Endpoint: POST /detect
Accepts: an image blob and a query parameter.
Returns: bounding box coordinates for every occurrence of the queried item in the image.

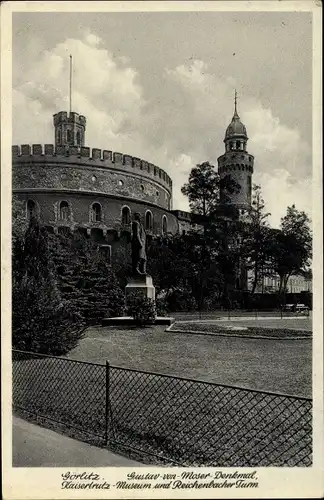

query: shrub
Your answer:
[155,297,169,317]
[127,293,156,326]
[165,288,197,312]
[50,233,125,324]
[12,218,85,355]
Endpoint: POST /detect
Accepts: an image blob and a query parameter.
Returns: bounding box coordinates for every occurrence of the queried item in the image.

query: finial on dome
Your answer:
[234,89,239,118]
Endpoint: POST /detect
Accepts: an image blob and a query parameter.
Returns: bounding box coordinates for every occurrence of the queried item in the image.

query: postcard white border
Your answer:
[1,1,323,499]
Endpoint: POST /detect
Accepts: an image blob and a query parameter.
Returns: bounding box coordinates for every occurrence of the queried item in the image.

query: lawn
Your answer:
[171,322,311,339]
[67,324,312,397]
[13,350,312,467]
[12,319,312,467]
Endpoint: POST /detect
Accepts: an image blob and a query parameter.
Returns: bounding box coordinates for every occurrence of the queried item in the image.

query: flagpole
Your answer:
[69,55,72,114]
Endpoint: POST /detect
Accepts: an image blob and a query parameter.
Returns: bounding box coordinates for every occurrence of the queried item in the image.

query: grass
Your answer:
[13,353,312,467]
[170,322,312,339]
[67,325,312,397]
[12,317,312,466]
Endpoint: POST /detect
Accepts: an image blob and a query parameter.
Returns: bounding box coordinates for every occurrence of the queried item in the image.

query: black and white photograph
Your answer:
[1,1,323,499]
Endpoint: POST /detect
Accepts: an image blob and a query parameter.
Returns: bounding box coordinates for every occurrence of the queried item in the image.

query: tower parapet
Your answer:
[53,111,86,148]
[12,144,173,210]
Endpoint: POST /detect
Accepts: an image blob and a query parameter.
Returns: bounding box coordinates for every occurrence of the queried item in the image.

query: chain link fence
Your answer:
[12,350,312,466]
[12,350,107,440]
[173,308,311,321]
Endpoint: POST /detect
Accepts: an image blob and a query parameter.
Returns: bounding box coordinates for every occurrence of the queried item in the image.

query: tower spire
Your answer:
[234,89,239,118]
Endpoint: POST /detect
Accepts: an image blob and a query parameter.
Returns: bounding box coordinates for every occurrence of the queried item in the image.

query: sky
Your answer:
[12,11,313,227]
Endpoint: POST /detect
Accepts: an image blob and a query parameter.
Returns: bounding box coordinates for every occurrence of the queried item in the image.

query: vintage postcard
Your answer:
[1,1,323,499]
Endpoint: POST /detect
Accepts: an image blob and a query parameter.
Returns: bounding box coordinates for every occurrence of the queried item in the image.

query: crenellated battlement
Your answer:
[53,112,86,126]
[12,144,172,190]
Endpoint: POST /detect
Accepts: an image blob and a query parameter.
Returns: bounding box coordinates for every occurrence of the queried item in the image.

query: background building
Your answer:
[12,99,254,266]
[13,109,180,261]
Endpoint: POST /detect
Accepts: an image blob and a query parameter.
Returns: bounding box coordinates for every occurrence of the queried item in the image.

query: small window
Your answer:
[91,202,102,222]
[145,210,153,231]
[26,200,36,220]
[91,175,97,182]
[60,201,70,221]
[57,130,61,145]
[118,179,124,187]
[76,131,81,145]
[236,141,240,150]
[162,215,168,235]
[121,206,131,225]
[140,184,145,192]
[67,129,72,144]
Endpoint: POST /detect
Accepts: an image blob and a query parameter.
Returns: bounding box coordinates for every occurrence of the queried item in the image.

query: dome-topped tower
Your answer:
[224,91,248,151]
[217,91,254,209]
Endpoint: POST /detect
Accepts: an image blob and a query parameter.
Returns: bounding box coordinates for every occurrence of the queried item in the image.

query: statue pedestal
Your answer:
[125,274,155,303]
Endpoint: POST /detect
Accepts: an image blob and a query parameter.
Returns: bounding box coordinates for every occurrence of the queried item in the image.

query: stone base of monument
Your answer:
[101,316,175,326]
[101,275,174,326]
[125,274,156,302]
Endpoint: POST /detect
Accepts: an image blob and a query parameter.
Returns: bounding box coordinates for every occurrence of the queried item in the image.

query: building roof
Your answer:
[224,91,248,140]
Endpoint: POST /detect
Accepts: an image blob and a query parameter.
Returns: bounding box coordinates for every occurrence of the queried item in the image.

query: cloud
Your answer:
[13,36,312,228]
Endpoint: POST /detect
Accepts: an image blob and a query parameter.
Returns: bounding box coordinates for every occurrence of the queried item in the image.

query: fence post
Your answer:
[105,361,110,445]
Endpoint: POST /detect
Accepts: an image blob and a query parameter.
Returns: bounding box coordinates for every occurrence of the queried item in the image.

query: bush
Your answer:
[50,233,125,324]
[165,288,196,312]
[155,297,169,317]
[127,293,156,326]
[12,218,85,355]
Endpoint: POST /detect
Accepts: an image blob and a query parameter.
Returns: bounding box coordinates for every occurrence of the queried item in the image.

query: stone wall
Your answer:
[15,191,179,237]
[218,151,254,207]
[12,144,172,210]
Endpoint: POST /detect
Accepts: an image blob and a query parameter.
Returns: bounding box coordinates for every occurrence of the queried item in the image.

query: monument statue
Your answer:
[131,212,147,275]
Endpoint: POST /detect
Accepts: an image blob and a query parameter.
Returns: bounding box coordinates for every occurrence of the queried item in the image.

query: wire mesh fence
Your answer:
[107,367,312,466]
[12,350,107,440]
[172,308,311,321]
[12,350,312,466]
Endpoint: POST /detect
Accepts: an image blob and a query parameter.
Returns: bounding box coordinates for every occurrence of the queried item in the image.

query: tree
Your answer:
[243,185,272,293]
[181,161,242,308]
[50,233,125,324]
[268,205,312,297]
[181,161,240,222]
[12,218,85,355]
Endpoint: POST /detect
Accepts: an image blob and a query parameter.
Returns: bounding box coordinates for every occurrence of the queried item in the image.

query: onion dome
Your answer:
[224,91,248,140]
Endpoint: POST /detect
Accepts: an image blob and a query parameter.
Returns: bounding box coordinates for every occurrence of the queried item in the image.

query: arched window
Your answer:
[57,130,61,145]
[121,206,131,225]
[162,215,168,235]
[26,200,36,220]
[76,131,81,145]
[236,141,240,150]
[145,210,153,231]
[59,201,70,221]
[91,203,102,222]
[230,142,234,150]
[67,129,72,144]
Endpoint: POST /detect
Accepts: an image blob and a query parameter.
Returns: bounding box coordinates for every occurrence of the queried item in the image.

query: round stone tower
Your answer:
[53,111,86,148]
[217,93,254,210]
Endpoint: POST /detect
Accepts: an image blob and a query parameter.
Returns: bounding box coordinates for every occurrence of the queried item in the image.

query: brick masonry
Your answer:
[12,144,179,247]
